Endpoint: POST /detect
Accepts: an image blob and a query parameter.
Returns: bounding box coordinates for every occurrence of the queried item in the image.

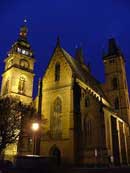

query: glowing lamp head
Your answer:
[32,122,39,131]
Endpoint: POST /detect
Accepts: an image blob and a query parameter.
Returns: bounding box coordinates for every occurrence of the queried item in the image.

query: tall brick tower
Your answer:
[103,38,130,124]
[1,22,35,104]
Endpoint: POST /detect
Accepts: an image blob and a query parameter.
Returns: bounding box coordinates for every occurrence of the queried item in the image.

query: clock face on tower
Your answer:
[20,59,29,69]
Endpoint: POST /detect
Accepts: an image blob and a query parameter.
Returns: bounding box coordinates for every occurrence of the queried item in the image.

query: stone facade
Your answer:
[0,25,35,160]
[35,39,130,165]
[1,25,130,166]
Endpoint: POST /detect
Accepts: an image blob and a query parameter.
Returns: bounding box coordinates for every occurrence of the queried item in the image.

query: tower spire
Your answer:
[56,36,61,47]
[103,38,124,60]
[108,38,119,55]
[19,19,28,39]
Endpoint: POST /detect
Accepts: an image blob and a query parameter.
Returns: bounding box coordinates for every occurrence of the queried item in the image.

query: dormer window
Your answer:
[17,48,29,56]
[22,50,26,54]
[17,47,21,53]
[55,63,60,81]
[25,51,29,55]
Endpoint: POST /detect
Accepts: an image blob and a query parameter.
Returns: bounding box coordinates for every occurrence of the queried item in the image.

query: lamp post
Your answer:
[31,122,39,155]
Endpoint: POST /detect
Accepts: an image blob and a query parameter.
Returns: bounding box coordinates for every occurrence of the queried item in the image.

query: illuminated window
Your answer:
[85,96,90,107]
[112,77,118,90]
[114,97,119,110]
[22,50,26,54]
[18,76,25,94]
[50,97,62,139]
[25,51,29,55]
[55,63,60,81]
[17,47,21,53]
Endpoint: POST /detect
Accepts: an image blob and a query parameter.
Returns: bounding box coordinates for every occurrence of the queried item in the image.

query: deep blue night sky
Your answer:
[0,0,130,97]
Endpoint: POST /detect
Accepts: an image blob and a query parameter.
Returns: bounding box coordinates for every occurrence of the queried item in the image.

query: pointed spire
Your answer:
[75,47,84,64]
[108,38,120,55]
[56,36,61,48]
[103,38,123,59]
[107,38,123,57]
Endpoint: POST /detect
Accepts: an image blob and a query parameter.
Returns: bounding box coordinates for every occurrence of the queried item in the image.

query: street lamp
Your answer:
[31,122,40,155]
[32,123,39,132]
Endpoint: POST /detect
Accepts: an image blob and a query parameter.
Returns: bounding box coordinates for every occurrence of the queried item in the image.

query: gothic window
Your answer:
[112,77,118,90]
[3,80,9,95]
[84,119,92,137]
[18,76,25,94]
[114,97,119,110]
[84,116,92,144]
[55,63,60,81]
[50,97,62,139]
[85,96,90,107]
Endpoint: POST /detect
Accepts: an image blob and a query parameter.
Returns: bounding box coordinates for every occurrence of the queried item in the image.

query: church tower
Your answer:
[103,38,130,124]
[1,22,35,104]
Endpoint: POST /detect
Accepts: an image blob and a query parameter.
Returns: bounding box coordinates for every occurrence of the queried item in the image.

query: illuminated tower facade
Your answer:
[103,38,130,124]
[1,23,35,104]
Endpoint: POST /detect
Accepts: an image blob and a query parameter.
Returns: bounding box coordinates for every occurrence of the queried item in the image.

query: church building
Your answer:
[1,24,130,166]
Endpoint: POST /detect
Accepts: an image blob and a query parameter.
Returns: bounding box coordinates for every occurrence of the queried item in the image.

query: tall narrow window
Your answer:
[84,119,92,137]
[114,97,119,110]
[55,63,60,81]
[84,116,92,144]
[50,97,62,139]
[18,76,25,94]
[3,80,9,95]
[112,77,118,90]
[85,96,90,107]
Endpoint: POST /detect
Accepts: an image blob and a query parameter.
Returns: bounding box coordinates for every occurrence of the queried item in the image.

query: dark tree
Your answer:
[0,96,35,156]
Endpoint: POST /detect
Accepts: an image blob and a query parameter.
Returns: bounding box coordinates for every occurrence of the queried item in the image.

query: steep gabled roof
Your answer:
[43,39,107,99]
[61,48,107,99]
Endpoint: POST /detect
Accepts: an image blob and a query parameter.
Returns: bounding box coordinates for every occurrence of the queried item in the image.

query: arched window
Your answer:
[114,97,119,110]
[55,63,60,81]
[18,76,25,94]
[3,80,9,95]
[50,97,62,139]
[84,116,92,144]
[112,77,118,90]
[85,96,90,107]
[84,119,92,137]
